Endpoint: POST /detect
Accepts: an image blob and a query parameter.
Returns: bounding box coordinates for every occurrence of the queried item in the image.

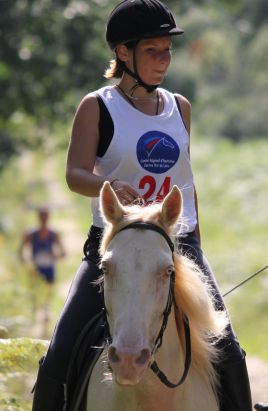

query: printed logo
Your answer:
[136,130,180,174]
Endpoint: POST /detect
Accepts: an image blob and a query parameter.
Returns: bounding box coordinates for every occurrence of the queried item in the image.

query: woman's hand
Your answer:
[111,180,143,206]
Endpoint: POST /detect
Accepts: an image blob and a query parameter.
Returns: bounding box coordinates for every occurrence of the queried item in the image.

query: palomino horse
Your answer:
[87,182,228,411]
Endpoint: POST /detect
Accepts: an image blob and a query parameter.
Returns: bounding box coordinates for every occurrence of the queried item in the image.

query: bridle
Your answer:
[102,221,191,389]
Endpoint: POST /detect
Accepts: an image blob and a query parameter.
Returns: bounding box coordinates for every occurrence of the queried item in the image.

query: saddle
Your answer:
[64,312,105,411]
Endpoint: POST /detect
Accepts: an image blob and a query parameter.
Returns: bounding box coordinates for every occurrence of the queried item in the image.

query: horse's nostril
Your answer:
[108,346,120,363]
[136,349,150,365]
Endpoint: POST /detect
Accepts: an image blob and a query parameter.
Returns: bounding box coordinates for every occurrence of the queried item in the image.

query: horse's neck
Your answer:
[158,310,219,411]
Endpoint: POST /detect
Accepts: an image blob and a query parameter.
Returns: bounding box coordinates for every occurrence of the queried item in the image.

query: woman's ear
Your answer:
[116,44,130,62]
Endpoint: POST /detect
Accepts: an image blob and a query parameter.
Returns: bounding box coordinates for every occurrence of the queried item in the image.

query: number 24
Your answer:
[139,175,171,203]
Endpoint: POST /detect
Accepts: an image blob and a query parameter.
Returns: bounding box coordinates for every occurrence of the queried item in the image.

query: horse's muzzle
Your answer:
[108,345,151,386]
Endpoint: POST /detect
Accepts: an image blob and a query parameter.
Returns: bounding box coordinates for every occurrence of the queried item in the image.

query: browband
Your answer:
[119,221,174,253]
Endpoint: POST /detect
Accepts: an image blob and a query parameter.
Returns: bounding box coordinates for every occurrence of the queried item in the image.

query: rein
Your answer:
[103,221,191,389]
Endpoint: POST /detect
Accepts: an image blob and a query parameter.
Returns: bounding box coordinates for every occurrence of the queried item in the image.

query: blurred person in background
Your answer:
[19,206,66,327]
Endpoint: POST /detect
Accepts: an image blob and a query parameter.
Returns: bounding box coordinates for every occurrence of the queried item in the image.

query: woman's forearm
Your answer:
[66,167,106,198]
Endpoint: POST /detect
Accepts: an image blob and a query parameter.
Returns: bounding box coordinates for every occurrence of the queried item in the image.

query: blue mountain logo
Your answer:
[136,131,180,174]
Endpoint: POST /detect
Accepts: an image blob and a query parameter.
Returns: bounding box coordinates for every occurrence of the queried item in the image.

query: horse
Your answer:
[86,182,228,411]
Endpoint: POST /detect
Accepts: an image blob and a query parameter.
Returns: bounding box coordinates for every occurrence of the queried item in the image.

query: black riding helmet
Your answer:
[106,0,184,93]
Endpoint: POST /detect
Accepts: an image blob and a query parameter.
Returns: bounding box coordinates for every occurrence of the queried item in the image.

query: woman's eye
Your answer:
[146,48,173,57]
[147,48,157,54]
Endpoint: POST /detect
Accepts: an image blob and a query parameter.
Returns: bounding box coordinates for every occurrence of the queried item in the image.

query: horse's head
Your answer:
[99,182,182,386]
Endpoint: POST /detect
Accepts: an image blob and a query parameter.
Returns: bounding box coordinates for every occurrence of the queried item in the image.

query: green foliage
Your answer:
[0,131,18,173]
[0,0,112,121]
[0,398,30,411]
[0,338,48,372]
[0,339,48,411]
[1,0,268,171]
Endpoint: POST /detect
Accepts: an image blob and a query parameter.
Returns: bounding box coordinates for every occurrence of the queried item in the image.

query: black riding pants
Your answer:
[42,226,243,382]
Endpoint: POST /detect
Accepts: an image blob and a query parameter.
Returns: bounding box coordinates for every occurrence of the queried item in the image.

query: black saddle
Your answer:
[64,312,106,411]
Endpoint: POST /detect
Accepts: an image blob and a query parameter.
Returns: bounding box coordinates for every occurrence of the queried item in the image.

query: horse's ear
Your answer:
[161,185,182,227]
[100,181,124,224]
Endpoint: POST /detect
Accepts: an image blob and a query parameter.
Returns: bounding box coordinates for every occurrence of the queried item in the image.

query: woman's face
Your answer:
[131,36,172,85]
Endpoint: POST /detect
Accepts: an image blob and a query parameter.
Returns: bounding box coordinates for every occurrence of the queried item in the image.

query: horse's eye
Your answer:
[167,266,175,276]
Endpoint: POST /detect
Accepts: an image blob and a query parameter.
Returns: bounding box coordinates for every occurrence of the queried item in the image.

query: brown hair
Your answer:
[104,41,137,79]
[104,58,124,79]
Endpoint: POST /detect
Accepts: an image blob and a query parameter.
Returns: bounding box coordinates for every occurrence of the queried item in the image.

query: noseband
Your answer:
[103,221,191,388]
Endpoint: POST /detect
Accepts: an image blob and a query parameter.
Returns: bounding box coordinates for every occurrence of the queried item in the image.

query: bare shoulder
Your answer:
[67,92,100,172]
[174,93,191,134]
[174,93,191,113]
[71,92,100,145]
[74,92,100,123]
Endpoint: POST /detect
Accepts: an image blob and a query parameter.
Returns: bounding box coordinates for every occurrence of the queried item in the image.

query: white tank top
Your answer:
[91,86,197,235]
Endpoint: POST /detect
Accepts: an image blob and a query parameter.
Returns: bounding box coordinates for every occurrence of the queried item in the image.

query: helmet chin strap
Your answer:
[118,44,160,94]
[121,63,159,93]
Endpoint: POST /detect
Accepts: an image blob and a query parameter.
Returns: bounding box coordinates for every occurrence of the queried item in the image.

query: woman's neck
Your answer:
[116,78,163,116]
[118,77,158,99]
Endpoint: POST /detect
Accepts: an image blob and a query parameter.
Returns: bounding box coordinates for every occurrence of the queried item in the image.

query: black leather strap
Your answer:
[150,315,191,388]
[119,221,174,253]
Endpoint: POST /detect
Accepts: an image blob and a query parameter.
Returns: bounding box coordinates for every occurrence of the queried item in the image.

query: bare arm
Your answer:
[66,94,106,197]
[66,93,140,204]
[175,94,201,244]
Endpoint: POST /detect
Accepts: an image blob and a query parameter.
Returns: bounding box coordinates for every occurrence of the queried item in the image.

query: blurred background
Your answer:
[0,0,267,409]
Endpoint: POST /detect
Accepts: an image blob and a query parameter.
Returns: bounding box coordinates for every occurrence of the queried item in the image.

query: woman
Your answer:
[32,1,252,410]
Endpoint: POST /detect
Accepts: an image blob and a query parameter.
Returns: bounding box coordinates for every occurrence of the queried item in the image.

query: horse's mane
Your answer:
[100,201,227,395]
[173,254,227,393]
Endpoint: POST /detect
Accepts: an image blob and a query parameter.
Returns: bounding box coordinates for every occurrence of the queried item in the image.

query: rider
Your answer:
[32,1,252,410]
